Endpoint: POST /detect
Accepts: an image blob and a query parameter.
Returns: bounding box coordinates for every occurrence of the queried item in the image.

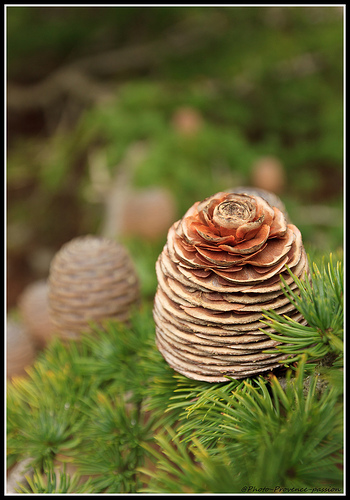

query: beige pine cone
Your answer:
[153,190,310,382]
[48,235,140,340]
[7,319,36,379]
[18,280,55,349]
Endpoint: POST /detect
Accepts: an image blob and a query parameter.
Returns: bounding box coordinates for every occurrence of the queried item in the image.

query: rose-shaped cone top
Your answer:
[154,190,310,382]
[48,235,140,340]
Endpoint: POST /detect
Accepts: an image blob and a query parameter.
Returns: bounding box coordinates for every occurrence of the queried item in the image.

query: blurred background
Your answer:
[6,5,344,312]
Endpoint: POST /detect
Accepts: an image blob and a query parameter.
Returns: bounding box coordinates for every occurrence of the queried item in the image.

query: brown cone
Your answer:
[48,235,140,340]
[18,280,55,349]
[7,319,36,379]
[153,190,310,382]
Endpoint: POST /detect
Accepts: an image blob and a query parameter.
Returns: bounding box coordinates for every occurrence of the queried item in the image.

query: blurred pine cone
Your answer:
[18,279,55,349]
[48,235,140,340]
[7,319,36,379]
[154,190,310,382]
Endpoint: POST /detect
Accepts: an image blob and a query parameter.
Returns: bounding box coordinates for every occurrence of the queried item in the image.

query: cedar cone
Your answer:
[7,319,36,379]
[48,235,140,340]
[251,156,286,194]
[18,279,55,349]
[153,190,310,382]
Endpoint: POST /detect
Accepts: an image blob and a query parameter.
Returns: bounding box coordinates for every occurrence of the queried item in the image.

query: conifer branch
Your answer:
[141,357,343,493]
[261,254,343,364]
[14,464,94,494]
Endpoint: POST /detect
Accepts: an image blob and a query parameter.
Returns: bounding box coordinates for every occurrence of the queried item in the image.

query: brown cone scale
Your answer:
[153,190,310,382]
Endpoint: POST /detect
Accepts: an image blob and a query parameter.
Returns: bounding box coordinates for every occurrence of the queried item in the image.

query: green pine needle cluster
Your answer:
[14,465,94,494]
[141,358,343,493]
[6,254,344,494]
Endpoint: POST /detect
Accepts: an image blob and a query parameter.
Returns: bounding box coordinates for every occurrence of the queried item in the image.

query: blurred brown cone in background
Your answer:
[154,189,310,382]
[117,187,177,241]
[171,106,204,137]
[99,142,178,242]
[251,156,286,194]
[48,235,140,341]
[7,319,36,379]
[18,279,55,349]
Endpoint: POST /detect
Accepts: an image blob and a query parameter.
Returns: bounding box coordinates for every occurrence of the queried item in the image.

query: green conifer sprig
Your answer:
[7,305,162,493]
[261,255,343,363]
[7,339,92,470]
[160,376,245,448]
[15,465,94,494]
[140,427,231,494]
[141,357,343,494]
[74,390,154,493]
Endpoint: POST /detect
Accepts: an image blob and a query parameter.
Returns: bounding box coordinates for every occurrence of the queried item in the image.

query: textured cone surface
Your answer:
[153,190,310,382]
[48,235,140,340]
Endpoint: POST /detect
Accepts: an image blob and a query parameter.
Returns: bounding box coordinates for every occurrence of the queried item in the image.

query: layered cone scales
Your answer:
[48,235,140,340]
[153,190,310,382]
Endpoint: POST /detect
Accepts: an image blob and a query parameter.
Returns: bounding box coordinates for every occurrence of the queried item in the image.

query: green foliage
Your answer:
[75,306,158,402]
[7,308,158,492]
[141,357,343,494]
[75,391,153,493]
[7,340,92,469]
[140,429,241,494]
[262,254,343,363]
[15,465,94,494]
